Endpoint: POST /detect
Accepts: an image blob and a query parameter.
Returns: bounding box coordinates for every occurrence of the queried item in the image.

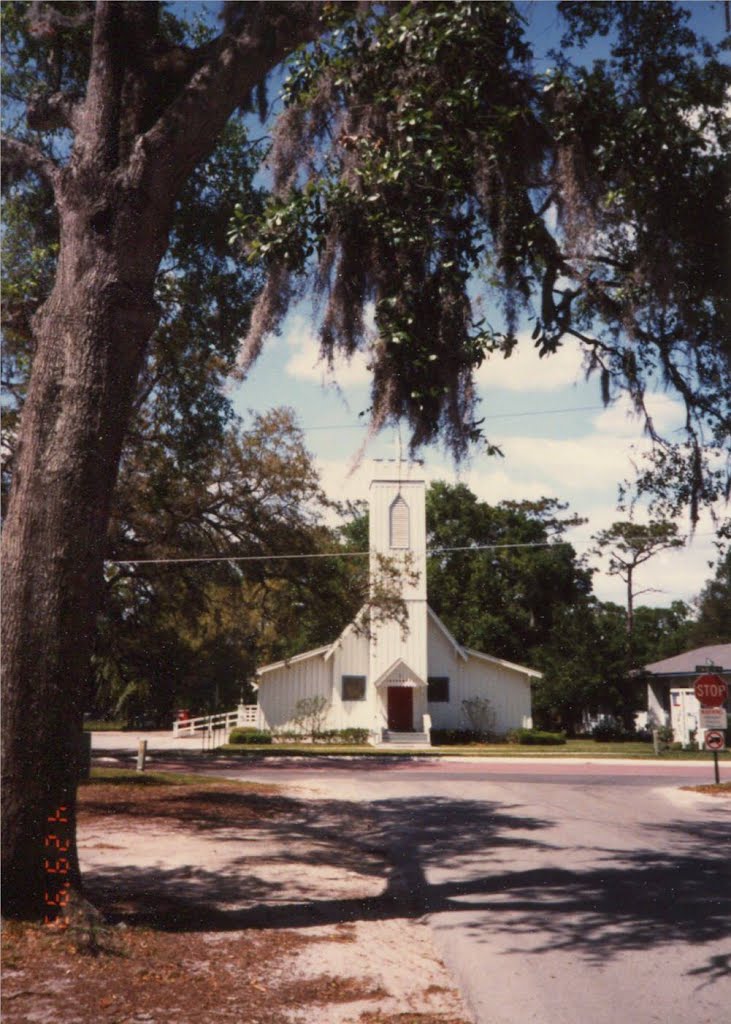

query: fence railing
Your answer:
[172,704,261,738]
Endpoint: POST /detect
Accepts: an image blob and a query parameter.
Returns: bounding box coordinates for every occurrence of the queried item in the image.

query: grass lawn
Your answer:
[86,767,237,786]
[220,739,731,760]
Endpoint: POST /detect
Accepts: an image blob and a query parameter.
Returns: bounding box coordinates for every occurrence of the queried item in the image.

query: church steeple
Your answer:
[368,460,427,684]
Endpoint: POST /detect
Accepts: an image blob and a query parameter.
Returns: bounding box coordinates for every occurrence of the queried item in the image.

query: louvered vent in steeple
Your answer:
[390,496,410,549]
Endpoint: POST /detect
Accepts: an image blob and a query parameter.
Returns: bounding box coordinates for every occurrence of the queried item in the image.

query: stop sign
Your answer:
[694,673,728,707]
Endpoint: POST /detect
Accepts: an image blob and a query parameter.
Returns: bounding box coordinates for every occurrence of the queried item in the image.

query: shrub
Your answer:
[591,718,633,742]
[335,728,370,744]
[430,729,482,746]
[506,728,567,746]
[312,728,371,744]
[654,724,673,743]
[461,697,496,741]
[293,696,330,739]
[268,727,370,744]
[228,727,272,745]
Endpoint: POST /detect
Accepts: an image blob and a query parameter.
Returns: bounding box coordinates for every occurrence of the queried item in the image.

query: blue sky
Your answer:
[232,307,719,609]
[224,0,726,610]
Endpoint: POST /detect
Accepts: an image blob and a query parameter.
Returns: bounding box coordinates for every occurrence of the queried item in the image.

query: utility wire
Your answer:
[300,404,608,431]
[109,541,564,567]
[108,534,714,568]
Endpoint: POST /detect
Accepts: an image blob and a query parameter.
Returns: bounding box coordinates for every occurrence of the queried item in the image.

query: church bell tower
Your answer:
[368,460,428,688]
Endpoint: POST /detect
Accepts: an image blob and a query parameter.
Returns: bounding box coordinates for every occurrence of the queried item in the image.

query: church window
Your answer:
[342,675,366,700]
[427,676,450,703]
[390,496,410,548]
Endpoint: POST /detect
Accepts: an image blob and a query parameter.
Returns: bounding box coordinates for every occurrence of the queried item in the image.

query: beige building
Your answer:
[255,462,538,746]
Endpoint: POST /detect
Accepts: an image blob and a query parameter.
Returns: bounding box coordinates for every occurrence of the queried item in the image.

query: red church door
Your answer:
[387,687,413,731]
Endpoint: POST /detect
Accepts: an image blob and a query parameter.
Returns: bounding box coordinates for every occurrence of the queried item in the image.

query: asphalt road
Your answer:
[92,737,731,1023]
[214,759,730,1024]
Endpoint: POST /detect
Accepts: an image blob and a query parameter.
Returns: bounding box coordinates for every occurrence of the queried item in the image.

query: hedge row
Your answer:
[228,728,272,745]
[430,729,484,745]
[228,727,371,745]
[505,728,567,746]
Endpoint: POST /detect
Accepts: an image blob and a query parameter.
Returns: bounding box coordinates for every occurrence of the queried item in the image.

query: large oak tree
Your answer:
[1,0,328,920]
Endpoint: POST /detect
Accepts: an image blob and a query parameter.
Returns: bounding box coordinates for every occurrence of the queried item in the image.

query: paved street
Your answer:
[92,736,731,1023]
[211,760,731,1024]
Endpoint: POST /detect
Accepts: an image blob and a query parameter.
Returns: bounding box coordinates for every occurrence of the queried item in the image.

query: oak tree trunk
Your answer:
[1,185,163,918]
[1,0,323,920]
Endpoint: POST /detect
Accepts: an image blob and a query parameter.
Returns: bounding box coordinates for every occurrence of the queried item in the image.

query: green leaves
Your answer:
[227,1,729,521]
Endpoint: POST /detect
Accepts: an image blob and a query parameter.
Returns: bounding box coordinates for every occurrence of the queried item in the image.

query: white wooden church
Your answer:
[253,461,537,746]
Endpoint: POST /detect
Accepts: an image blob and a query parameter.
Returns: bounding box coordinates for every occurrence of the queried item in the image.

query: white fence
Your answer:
[172,704,262,738]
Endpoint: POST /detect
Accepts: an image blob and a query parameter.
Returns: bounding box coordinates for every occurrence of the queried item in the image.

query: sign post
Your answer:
[694,673,728,785]
[704,731,725,783]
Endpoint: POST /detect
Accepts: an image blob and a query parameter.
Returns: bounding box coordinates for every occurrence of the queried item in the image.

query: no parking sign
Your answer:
[705,730,726,752]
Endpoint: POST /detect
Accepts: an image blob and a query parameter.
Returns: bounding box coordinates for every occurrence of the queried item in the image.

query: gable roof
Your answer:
[323,608,369,661]
[464,646,543,679]
[254,604,543,683]
[644,644,731,677]
[371,657,426,688]
[427,604,540,678]
[427,606,468,661]
[255,644,331,680]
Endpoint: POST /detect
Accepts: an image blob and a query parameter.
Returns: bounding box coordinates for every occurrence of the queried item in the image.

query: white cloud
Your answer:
[282,314,372,388]
[496,434,629,492]
[591,392,686,439]
[476,331,585,392]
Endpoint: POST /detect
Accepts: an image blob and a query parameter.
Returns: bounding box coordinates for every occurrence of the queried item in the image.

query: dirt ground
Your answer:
[1,776,472,1024]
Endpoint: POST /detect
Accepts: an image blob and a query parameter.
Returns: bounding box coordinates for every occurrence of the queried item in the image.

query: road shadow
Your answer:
[84,795,551,929]
[83,790,731,982]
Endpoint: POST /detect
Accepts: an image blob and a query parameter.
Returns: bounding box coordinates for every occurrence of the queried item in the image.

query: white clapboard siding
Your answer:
[257,652,332,731]
[425,613,533,732]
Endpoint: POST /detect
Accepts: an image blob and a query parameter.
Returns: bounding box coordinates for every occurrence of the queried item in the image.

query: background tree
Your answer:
[591,521,685,640]
[630,602,694,666]
[425,482,591,665]
[686,550,731,647]
[95,407,362,726]
[532,599,631,735]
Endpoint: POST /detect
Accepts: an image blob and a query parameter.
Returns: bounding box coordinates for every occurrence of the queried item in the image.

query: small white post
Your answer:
[136,739,147,772]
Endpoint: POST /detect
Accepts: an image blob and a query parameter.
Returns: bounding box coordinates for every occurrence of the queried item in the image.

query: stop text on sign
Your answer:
[694,673,728,708]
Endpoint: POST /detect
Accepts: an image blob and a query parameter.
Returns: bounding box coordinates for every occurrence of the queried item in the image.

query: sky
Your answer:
[228,0,727,611]
[231,310,720,609]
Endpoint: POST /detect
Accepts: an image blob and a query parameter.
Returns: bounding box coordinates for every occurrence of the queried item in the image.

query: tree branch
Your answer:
[131,2,329,201]
[27,90,83,133]
[73,0,124,168]
[28,1,94,36]
[0,135,59,191]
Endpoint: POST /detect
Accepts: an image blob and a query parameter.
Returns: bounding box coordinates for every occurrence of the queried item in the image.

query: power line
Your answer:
[109,550,371,567]
[109,541,564,567]
[108,534,714,568]
[299,404,608,431]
